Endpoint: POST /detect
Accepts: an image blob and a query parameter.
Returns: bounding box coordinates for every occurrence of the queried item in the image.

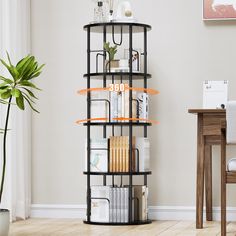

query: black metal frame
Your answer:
[84,22,151,226]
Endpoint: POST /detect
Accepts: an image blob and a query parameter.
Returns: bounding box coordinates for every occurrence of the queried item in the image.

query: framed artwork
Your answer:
[203,0,236,20]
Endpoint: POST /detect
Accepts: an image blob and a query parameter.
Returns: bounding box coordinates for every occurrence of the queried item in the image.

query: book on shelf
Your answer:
[136,137,150,172]
[85,138,108,172]
[133,185,148,221]
[90,84,146,123]
[90,185,148,223]
[91,186,110,223]
[109,136,136,172]
[85,136,150,173]
[138,92,149,122]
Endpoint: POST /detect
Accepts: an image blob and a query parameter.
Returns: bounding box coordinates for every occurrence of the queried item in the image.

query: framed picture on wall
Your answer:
[203,0,236,20]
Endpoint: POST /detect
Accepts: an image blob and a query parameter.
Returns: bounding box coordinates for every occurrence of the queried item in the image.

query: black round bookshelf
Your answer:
[81,21,154,226]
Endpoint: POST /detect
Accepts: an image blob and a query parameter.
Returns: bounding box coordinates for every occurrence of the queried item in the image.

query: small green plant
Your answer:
[0,52,44,203]
[104,42,117,61]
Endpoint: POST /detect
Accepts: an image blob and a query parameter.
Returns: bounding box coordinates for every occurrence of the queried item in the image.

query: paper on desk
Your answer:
[203,80,228,109]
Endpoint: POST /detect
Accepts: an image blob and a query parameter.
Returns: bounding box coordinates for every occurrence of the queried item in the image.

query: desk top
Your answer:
[188,109,226,114]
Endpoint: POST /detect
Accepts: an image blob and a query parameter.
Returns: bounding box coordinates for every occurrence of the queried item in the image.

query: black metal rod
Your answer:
[144,175,147,186]
[134,148,140,172]
[103,25,107,139]
[111,75,115,135]
[128,25,133,223]
[112,25,123,46]
[144,27,148,138]
[96,53,106,73]
[103,175,107,186]
[87,26,91,222]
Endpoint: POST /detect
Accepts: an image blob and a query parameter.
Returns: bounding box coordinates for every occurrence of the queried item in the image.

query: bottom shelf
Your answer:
[83,219,152,226]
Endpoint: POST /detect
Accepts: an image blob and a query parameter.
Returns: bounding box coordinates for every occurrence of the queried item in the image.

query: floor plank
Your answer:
[9,219,236,236]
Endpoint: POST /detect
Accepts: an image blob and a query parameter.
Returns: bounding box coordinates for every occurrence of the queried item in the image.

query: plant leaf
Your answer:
[22,87,38,99]
[16,92,25,110]
[11,88,21,98]
[20,81,41,90]
[23,94,39,113]
[0,76,14,84]
[16,55,31,73]
[22,91,35,104]
[6,51,13,66]
[1,90,11,99]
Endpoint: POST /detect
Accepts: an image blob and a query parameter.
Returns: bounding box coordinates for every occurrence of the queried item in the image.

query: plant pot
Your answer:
[0,209,10,236]
[105,59,119,72]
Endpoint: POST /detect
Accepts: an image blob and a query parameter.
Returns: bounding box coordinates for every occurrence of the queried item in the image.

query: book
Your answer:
[203,80,228,109]
[133,185,148,221]
[135,137,150,172]
[109,187,113,222]
[91,186,110,222]
[124,187,129,222]
[113,187,117,222]
[85,138,108,172]
[110,91,118,122]
[120,188,124,223]
[138,93,149,122]
[117,188,121,222]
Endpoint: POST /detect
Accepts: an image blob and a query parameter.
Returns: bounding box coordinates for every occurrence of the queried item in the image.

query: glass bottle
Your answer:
[94,1,107,22]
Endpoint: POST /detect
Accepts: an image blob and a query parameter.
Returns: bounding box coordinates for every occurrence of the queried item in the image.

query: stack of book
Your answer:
[85,137,150,173]
[109,136,135,172]
[90,85,149,123]
[91,185,148,223]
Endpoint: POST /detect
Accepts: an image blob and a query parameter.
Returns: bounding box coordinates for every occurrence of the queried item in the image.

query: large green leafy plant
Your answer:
[0,53,44,203]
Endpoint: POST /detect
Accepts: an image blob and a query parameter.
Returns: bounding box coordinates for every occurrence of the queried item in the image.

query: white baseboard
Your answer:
[31,204,236,221]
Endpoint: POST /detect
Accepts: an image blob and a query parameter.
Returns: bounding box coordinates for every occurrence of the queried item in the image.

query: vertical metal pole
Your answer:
[128,25,133,223]
[103,26,107,139]
[87,27,91,222]
[103,25,107,187]
[144,27,148,138]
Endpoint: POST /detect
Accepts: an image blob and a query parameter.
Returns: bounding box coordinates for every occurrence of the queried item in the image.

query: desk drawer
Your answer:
[203,114,225,136]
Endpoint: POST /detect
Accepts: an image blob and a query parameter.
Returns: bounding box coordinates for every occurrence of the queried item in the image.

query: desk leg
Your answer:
[205,145,212,221]
[196,114,205,229]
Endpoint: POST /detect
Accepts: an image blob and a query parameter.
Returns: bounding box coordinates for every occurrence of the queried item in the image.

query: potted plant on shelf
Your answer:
[0,53,44,236]
[104,42,119,72]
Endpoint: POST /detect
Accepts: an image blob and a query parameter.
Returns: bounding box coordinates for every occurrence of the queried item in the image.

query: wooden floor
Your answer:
[9,219,236,236]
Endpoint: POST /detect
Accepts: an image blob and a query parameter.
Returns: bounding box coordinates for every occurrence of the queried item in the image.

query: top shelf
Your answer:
[84,22,152,34]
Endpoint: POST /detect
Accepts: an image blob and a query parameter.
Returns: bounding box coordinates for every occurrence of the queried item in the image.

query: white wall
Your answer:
[31,0,236,214]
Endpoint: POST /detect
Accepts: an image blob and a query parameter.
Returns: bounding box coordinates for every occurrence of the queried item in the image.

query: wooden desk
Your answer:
[189,109,226,229]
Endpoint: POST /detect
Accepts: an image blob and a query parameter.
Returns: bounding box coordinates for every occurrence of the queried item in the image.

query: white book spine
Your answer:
[117,188,120,222]
[117,92,122,119]
[121,91,125,121]
[120,188,124,223]
[110,92,118,122]
[124,188,128,223]
[109,187,113,222]
[113,188,117,222]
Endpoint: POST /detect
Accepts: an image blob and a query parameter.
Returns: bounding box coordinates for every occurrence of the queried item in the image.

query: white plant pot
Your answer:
[0,209,10,236]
